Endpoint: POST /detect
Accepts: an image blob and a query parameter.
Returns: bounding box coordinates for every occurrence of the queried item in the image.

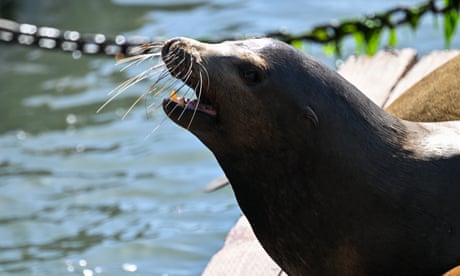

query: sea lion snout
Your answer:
[161,37,207,90]
[161,37,219,130]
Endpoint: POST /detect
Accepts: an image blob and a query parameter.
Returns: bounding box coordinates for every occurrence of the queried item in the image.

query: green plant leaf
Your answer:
[407,9,421,30]
[353,32,365,54]
[443,8,459,48]
[311,27,329,42]
[364,28,382,55]
[388,27,397,47]
[291,39,303,50]
[323,42,337,56]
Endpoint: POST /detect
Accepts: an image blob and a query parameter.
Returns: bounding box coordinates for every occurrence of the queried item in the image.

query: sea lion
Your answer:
[160,37,460,275]
[386,54,460,122]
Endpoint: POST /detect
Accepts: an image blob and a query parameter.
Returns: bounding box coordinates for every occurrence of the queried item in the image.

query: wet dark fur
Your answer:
[161,37,460,276]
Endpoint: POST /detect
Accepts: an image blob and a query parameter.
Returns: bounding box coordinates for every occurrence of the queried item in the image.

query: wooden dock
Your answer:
[202,48,460,276]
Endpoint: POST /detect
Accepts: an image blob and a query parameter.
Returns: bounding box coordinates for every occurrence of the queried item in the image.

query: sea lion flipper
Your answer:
[304,105,319,128]
[204,175,230,192]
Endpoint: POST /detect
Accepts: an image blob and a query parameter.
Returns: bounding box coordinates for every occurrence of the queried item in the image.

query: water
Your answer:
[0,0,458,275]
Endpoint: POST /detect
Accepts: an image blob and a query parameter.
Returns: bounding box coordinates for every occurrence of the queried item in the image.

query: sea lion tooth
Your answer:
[178,98,185,108]
[169,90,186,107]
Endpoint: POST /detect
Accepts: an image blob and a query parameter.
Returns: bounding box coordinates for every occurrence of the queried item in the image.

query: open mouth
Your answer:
[165,90,217,118]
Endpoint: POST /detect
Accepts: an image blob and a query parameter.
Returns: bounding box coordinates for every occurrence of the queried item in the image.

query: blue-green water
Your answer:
[0,0,458,275]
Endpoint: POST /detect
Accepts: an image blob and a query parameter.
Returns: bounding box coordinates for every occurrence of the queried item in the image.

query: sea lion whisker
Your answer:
[113,62,164,93]
[147,74,184,100]
[159,60,194,102]
[140,42,164,52]
[126,43,163,58]
[135,78,176,116]
[162,55,177,69]
[110,68,154,94]
[151,79,185,101]
[162,49,183,66]
[123,67,170,116]
[154,68,175,85]
[173,70,202,123]
[135,66,169,89]
[176,54,194,81]
[99,69,164,115]
[116,52,161,66]
[124,70,177,120]
[176,87,195,121]
[169,61,192,84]
[180,57,195,85]
[118,54,163,72]
[144,100,185,139]
[131,60,194,122]
[145,116,169,139]
[121,89,151,119]
[198,62,210,92]
[151,74,187,103]
[96,88,126,113]
[166,87,191,120]
[97,75,149,113]
[186,71,204,129]
[132,42,164,51]
[119,65,165,90]
[161,53,178,67]
[146,100,163,114]
[98,63,167,113]
[165,54,187,77]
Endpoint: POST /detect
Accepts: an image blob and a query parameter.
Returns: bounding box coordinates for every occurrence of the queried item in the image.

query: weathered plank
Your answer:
[202,216,285,276]
[337,48,417,106]
[384,50,460,108]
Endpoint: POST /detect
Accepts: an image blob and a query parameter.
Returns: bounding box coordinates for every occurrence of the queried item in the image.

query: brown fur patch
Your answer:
[386,54,460,122]
[329,241,365,276]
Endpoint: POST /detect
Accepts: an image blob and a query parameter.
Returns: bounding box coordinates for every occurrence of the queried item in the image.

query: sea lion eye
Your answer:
[241,68,263,84]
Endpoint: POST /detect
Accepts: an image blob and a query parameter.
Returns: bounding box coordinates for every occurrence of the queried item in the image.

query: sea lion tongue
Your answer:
[161,37,460,276]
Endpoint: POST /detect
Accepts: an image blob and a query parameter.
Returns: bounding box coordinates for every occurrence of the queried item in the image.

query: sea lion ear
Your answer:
[304,106,319,129]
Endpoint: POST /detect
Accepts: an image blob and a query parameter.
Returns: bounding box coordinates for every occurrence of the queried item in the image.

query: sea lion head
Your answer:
[161,37,331,154]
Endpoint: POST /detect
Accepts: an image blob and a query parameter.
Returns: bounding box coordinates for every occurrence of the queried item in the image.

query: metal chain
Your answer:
[257,0,459,55]
[254,0,459,45]
[0,0,458,57]
[0,18,152,57]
